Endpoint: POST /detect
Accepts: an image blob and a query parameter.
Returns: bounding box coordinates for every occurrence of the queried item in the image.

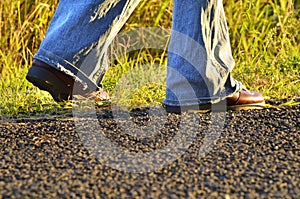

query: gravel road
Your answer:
[0,104,299,198]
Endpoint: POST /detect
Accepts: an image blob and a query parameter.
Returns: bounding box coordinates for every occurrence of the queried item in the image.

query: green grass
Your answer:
[0,0,299,117]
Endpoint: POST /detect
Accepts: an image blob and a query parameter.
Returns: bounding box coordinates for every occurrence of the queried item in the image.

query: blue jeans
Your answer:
[34,0,243,106]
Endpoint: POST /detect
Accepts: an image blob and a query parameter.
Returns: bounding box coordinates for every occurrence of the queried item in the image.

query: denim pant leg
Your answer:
[164,0,243,106]
[34,0,141,91]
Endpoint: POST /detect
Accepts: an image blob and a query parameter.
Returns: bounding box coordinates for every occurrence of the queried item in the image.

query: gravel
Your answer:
[0,105,299,198]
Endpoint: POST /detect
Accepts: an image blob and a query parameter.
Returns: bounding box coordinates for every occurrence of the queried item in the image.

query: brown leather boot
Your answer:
[26,60,110,102]
[226,90,265,111]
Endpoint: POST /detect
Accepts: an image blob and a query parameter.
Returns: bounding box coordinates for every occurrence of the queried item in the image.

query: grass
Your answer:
[0,0,299,117]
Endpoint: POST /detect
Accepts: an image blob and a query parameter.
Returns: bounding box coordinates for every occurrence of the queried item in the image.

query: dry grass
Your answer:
[0,0,299,116]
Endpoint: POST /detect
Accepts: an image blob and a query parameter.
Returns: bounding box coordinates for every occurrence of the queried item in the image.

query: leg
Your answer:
[27,0,141,101]
[164,0,264,111]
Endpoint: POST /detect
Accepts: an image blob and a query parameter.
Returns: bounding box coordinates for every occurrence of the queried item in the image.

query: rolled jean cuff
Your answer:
[163,78,243,106]
[34,48,101,92]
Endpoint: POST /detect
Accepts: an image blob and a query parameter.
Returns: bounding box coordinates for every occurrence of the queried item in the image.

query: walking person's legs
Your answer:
[26,0,264,111]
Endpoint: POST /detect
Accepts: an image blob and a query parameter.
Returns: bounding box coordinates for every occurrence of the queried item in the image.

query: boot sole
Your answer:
[165,102,265,114]
[227,102,265,111]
